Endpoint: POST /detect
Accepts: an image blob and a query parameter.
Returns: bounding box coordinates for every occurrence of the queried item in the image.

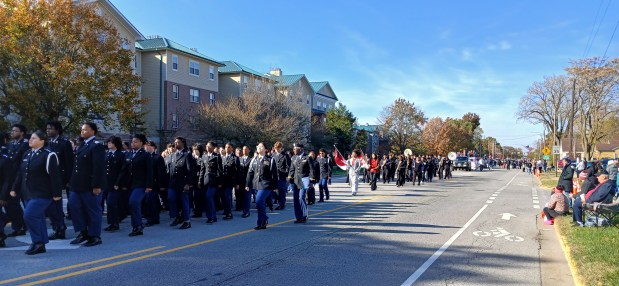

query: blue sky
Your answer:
[110,0,618,149]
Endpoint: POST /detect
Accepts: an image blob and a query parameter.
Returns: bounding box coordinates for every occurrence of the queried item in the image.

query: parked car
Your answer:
[454,156,471,171]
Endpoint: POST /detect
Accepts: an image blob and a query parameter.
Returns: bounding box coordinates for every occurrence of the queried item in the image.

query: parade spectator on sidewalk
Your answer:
[543,185,569,225]
[572,174,615,227]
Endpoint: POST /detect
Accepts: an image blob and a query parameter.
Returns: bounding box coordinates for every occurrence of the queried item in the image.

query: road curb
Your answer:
[554,222,584,286]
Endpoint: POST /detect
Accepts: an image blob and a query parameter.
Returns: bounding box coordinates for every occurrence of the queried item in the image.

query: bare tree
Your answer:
[567,57,619,160]
[517,75,571,146]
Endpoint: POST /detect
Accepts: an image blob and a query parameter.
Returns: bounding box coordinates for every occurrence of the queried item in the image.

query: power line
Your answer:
[584,0,612,58]
[583,0,605,58]
[603,20,619,59]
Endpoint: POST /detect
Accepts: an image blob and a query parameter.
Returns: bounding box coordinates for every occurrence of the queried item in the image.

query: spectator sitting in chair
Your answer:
[572,174,615,227]
[543,185,569,225]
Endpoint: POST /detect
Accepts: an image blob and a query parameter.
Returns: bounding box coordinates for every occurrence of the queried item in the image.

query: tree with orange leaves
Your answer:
[0,0,143,134]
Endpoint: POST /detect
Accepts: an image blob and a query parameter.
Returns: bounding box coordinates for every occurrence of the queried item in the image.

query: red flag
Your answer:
[358,149,369,168]
[333,146,348,170]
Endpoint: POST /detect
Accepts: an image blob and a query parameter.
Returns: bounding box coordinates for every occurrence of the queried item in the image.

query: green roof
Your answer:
[272,74,305,87]
[310,81,328,93]
[136,38,223,66]
[219,61,267,78]
[354,124,381,132]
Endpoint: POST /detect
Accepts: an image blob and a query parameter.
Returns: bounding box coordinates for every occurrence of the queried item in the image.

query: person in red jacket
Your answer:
[369,153,380,191]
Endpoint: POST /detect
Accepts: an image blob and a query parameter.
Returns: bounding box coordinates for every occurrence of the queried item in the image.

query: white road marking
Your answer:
[486,200,493,204]
[401,173,519,286]
[533,205,540,209]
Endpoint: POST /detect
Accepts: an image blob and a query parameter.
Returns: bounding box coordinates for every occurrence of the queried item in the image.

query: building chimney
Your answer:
[270,68,282,76]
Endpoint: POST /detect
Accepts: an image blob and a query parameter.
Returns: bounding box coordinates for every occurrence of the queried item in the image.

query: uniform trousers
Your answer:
[221,186,234,216]
[144,190,161,223]
[350,173,359,195]
[168,188,190,222]
[0,207,6,234]
[205,185,219,220]
[276,180,288,208]
[191,186,206,216]
[5,197,24,231]
[234,185,245,211]
[318,178,329,201]
[24,198,52,244]
[129,188,145,228]
[292,185,308,220]
[44,198,65,231]
[242,188,253,215]
[106,190,121,225]
[307,184,316,204]
[255,189,271,226]
[68,191,103,237]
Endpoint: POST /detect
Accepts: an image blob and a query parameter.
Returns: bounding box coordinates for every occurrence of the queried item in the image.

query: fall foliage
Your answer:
[0,0,143,134]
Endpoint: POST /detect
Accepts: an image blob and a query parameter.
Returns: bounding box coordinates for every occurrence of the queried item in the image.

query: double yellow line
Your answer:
[3,196,382,286]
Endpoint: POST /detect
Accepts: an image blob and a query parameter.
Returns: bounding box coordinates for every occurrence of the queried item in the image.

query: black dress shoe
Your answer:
[308,202,314,205]
[274,206,284,210]
[144,221,159,227]
[241,213,250,218]
[318,200,324,203]
[269,207,274,212]
[206,218,216,224]
[84,236,102,247]
[0,233,6,248]
[179,222,191,229]
[70,233,89,245]
[191,214,202,218]
[128,227,143,237]
[223,215,233,220]
[104,224,120,232]
[294,220,303,224]
[169,217,181,227]
[48,229,66,240]
[25,243,46,255]
[7,229,26,237]
[254,225,267,230]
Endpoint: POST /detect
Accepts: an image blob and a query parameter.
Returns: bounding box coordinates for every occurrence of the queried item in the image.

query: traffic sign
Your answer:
[552,146,560,155]
[542,147,551,155]
[543,155,550,160]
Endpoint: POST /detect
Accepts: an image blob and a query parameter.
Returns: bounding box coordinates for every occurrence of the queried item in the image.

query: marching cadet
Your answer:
[115,134,153,237]
[10,131,63,255]
[190,144,206,218]
[199,141,223,224]
[45,120,74,240]
[0,133,13,247]
[144,141,168,227]
[245,143,277,230]
[287,143,314,223]
[272,142,290,210]
[68,123,106,247]
[221,143,240,220]
[389,153,397,182]
[396,155,406,187]
[307,151,318,205]
[166,137,196,230]
[316,149,331,202]
[381,154,390,184]
[238,146,252,218]
[103,136,124,232]
[6,124,28,237]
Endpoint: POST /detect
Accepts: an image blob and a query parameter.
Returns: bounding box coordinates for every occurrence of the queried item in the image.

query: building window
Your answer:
[172,55,178,71]
[190,60,200,76]
[209,93,215,106]
[242,76,248,88]
[172,84,179,99]
[306,95,310,105]
[190,89,200,103]
[189,116,198,130]
[316,100,321,108]
[133,55,137,69]
[209,66,214,80]
[323,103,327,110]
[171,113,178,129]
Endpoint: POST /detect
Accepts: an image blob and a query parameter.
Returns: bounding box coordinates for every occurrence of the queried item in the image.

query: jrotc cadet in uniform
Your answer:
[6,124,29,237]
[199,141,223,224]
[144,141,168,227]
[45,120,74,240]
[381,154,390,184]
[115,134,153,237]
[306,151,319,205]
[238,146,252,218]
[103,136,124,232]
[396,155,406,187]
[245,143,277,230]
[272,142,290,210]
[68,122,106,247]
[220,143,239,220]
[0,133,13,247]
[287,143,314,224]
[316,149,331,202]
[389,153,397,183]
[11,131,63,255]
[166,137,197,230]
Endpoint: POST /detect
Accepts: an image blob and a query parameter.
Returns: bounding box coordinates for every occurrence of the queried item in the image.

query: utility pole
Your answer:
[570,78,576,160]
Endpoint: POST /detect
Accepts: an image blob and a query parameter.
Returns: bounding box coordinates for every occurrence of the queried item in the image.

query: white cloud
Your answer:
[461,49,473,60]
[488,40,512,51]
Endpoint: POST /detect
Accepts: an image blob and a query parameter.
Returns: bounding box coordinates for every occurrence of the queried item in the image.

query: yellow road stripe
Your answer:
[0,246,165,285]
[20,195,385,286]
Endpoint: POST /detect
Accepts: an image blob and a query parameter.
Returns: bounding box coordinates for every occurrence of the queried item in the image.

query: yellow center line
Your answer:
[18,195,386,286]
[0,246,165,285]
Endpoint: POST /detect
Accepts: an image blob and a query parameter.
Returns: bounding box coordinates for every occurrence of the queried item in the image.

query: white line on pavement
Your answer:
[401,172,519,286]
[486,200,493,204]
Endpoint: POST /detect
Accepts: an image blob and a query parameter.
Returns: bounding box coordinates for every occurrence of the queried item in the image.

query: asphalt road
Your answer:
[0,168,547,286]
